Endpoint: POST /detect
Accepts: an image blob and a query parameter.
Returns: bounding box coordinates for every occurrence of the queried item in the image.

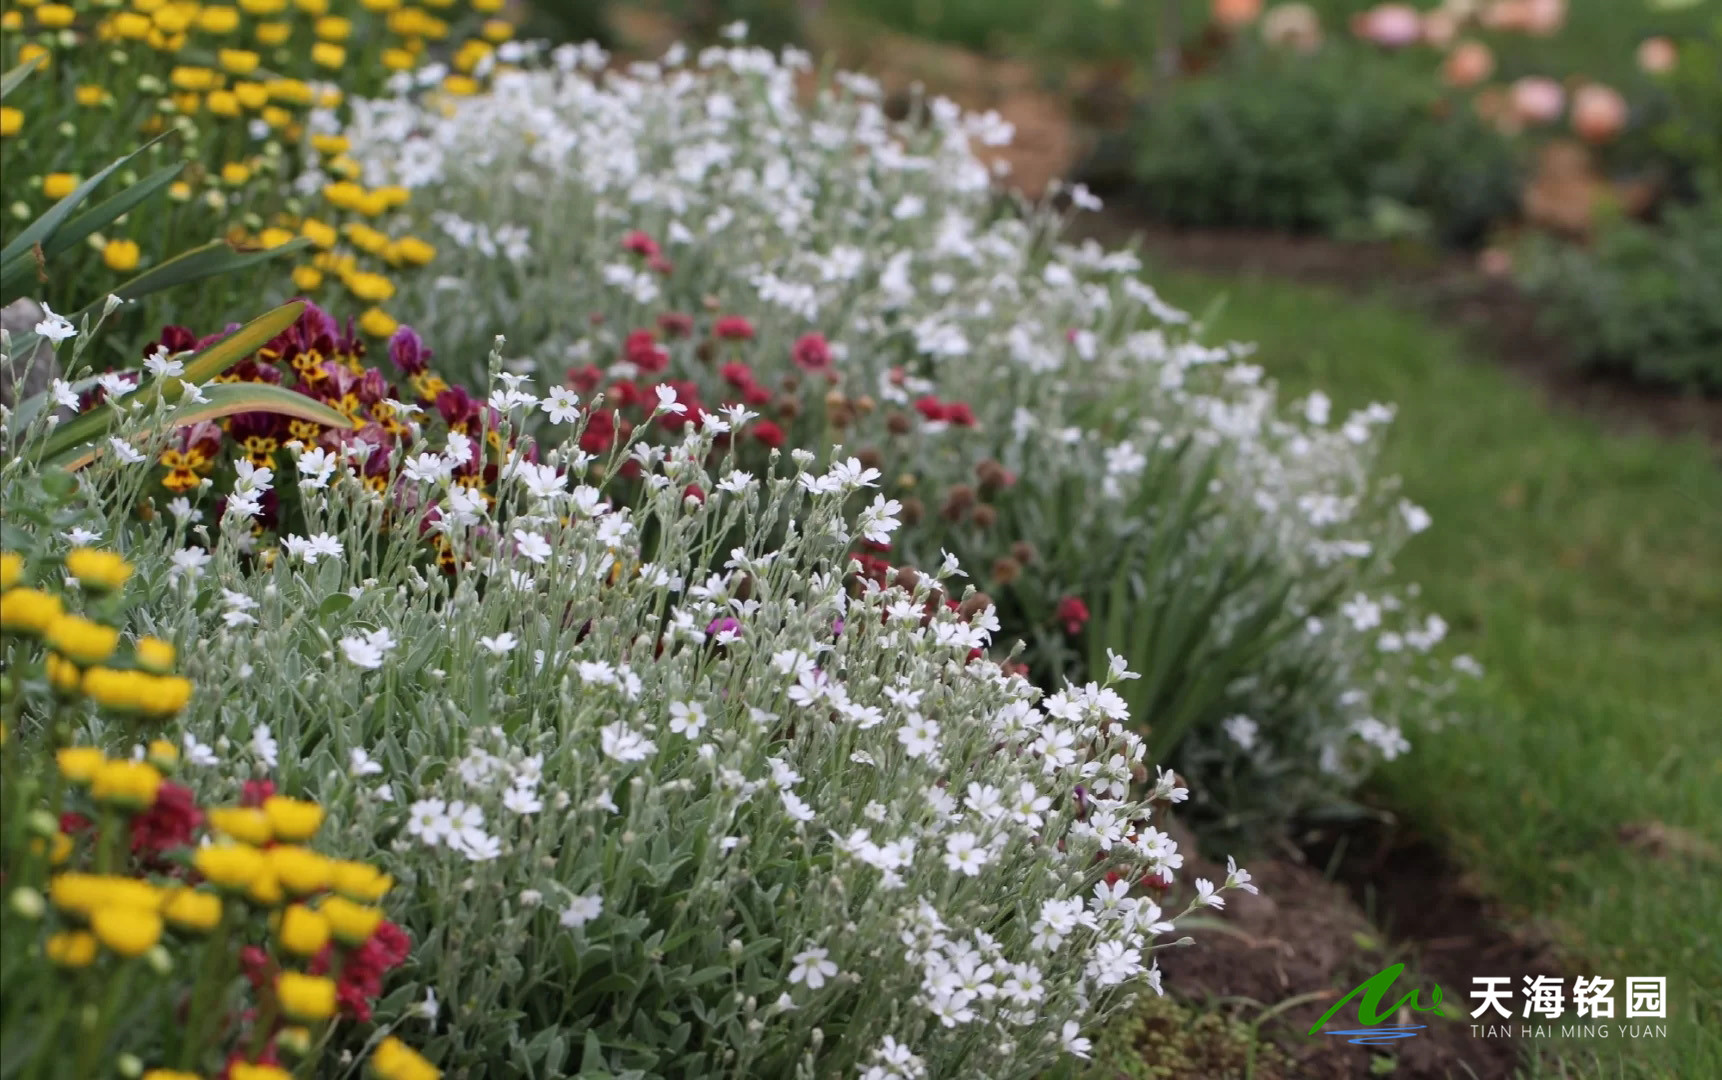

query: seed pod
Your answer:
[971,505,997,530]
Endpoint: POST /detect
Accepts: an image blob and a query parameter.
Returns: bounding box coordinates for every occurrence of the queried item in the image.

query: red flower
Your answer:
[945,402,977,428]
[682,484,706,503]
[791,332,832,373]
[131,782,202,860]
[579,408,618,454]
[567,364,604,394]
[621,230,660,258]
[719,361,755,389]
[657,313,695,338]
[752,419,785,448]
[913,396,948,422]
[1056,595,1090,636]
[623,330,668,374]
[648,254,675,276]
[742,382,773,406]
[240,779,275,807]
[712,315,755,341]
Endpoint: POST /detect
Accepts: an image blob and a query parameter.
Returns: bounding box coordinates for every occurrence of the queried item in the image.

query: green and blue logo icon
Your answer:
[1310,963,1451,1045]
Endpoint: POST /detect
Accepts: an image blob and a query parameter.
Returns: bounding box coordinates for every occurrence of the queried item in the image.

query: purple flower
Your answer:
[706,617,741,639]
[389,325,432,375]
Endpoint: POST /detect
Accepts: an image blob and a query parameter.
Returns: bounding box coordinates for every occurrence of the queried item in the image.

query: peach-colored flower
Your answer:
[1213,0,1264,30]
[1444,41,1495,88]
[1353,4,1422,48]
[1261,3,1322,52]
[1571,84,1627,144]
[1637,37,1677,77]
[1510,76,1566,126]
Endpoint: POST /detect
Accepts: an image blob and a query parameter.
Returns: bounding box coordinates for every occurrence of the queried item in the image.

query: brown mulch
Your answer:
[1156,818,1560,1080]
[1069,208,1722,450]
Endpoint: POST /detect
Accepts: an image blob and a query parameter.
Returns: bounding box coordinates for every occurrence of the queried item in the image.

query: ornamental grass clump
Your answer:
[4,334,1257,1076]
[338,38,1473,832]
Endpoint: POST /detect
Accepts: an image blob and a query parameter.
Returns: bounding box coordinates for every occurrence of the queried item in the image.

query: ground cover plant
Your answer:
[333,40,1469,835]
[1,307,1262,1076]
[1146,262,1722,1079]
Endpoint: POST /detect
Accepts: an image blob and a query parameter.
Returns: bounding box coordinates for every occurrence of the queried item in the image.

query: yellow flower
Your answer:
[319,895,382,945]
[51,873,161,917]
[247,868,284,907]
[143,1071,206,1080]
[193,844,268,889]
[91,760,164,809]
[45,831,74,865]
[313,14,349,39]
[376,184,411,209]
[347,273,395,303]
[344,223,390,255]
[232,1063,293,1080]
[0,587,64,634]
[262,796,324,841]
[262,105,293,130]
[292,0,328,12]
[300,217,338,248]
[46,614,120,665]
[277,903,331,955]
[276,972,337,1021]
[209,808,273,845]
[259,226,296,249]
[237,0,287,13]
[169,66,218,91]
[57,746,106,784]
[234,81,269,109]
[254,20,291,45]
[222,162,253,187]
[322,180,362,210]
[440,74,479,97]
[311,42,345,69]
[135,673,194,716]
[354,190,390,217]
[453,40,491,74]
[380,47,415,71]
[171,92,203,115]
[0,107,21,139]
[37,3,76,28]
[198,5,240,32]
[103,239,141,273]
[330,860,393,902]
[393,236,437,267]
[310,133,349,156]
[208,90,241,116]
[18,44,51,71]
[219,48,260,75]
[66,547,134,590]
[46,652,82,693]
[0,553,20,589]
[265,77,312,104]
[136,636,176,672]
[268,846,332,894]
[358,308,398,338]
[161,887,223,932]
[152,5,191,33]
[93,906,164,956]
[43,173,80,200]
[46,931,99,968]
[147,738,180,769]
[0,11,20,30]
[75,84,110,107]
[292,265,324,290]
[471,0,504,11]
[357,0,400,10]
[111,11,152,38]
[372,1036,441,1080]
[169,180,192,201]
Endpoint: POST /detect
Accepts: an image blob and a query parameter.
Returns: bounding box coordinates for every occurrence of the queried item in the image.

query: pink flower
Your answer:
[712,315,755,341]
[622,230,660,258]
[791,332,833,373]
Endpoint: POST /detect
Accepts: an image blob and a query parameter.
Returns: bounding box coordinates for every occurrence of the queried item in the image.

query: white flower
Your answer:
[349,748,384,777]
[251,724,279,769]
[513,530,552,564]
[653,383,686,415]
[33,303,77,343]
[599,722,656,763]
[942,832,989,876]
[1222,715,1259,751]
[283,532,344,565]
[62,526,102,546]
[560,893,603,929]
[541,385,581,424]
[166,497,202,523]
[780,790,815,823]
[480,631,519,656]
[788,946,838,989]
[169,547,211,581]
[896,716,940,759]
[340,635,388,670]
[181,733,218,767]
[107,437,146,464]
[668,700,707,739]
[407,798,451,846]
[49,378,80,410]
[1060,1021,1093,1059]
[1194,878,1224,909]
[1225,855,1258,895]
[503,784,543,815]
[143,347,185,379]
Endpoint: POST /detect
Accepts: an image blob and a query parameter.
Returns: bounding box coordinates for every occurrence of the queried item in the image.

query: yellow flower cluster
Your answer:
[0,550,195,716]
[2,0,517,335]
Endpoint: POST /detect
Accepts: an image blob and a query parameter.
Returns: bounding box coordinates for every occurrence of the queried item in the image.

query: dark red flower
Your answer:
[682,483,706,503]
[712,315,755,341]
[388,326,432,375]
[621,230,660,258]
[657,313,695,338]
[567,364,604,394]
[240,779,275,807]
[913,396,948,423]
[623,330,668,374]
[145,325,199,357]
[1056,595,1090,636]
[648,254,674,276]
[719,361,754,389]
[791,333,832,373]
[945,402,976,428]
[131,782,202,860]
[752,419,785,448]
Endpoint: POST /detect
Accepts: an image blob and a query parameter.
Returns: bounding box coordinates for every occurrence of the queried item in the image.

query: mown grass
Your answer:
[1146,264,1722,1079]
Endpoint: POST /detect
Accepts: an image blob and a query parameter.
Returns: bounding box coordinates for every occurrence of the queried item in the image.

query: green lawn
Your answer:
[1146,266,1721,1078]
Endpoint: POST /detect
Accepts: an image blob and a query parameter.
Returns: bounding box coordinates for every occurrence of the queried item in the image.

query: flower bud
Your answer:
[9,887,45,920]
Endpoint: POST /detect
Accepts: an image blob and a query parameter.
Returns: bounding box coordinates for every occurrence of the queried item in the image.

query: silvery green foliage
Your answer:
[24,368,1256,1079]
[336,39,1473,825]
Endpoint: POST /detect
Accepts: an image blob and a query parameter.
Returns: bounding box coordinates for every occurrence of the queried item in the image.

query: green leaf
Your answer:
[0,134,170,284]
[0,54,43,101]
[41,162,186,264]
[65,239,309,326]
[318,592,355,617]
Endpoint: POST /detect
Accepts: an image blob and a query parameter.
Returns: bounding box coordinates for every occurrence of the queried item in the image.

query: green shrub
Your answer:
[1520,195,1722,392]
[1125,48,1521,247]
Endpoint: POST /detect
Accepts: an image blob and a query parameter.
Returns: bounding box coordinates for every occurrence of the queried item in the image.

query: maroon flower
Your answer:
[621,230,660,258]
[913,396,948,423]
[791,332,832,373]
[1056,595,1090,636]
[712,315,755,341]
[623,329,669,374]
[240,779,275,807]
[388,325,432,375]
[657,312,695,337]
[567,363,604,394]
[131,782,202,860]
[751,419,785,448]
